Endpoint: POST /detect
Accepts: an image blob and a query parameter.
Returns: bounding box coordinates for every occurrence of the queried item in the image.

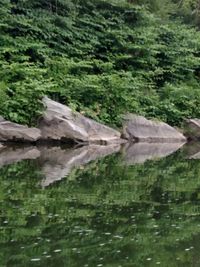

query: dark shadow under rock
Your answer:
[122,142,185,165]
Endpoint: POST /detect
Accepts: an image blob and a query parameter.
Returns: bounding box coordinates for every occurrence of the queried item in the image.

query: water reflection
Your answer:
[0,145,40,167]
[0,142,186,186]
[0,142,200,266]
[183,142,200,159]
[38,145,121,187]
[122,142,185,164]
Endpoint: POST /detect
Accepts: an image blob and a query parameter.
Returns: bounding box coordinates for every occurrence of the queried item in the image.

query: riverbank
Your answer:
[0,97,188,145]
[1,0,200,128]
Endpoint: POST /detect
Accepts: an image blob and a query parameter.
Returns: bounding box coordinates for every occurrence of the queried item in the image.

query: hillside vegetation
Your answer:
[1,0,200,126]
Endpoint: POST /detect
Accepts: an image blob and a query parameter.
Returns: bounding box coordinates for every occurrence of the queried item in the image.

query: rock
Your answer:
[122,115,186,142]
[39,97,121,144]
[106,138,127,145]
[0,146,40,167]
[39,144,121,187]
[183,119,200,140]
[183,141,200,159]
[0,116,41,142]
[122,142,185,164]
[188,151,200,159]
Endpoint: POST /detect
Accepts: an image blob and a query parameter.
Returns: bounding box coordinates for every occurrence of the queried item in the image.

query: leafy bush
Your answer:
[0,0,200,126]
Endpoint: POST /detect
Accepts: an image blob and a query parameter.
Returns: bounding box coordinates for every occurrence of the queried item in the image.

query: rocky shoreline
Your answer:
[0,96,195,145]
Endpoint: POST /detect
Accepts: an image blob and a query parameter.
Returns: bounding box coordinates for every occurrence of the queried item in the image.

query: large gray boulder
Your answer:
[0,116,41,142]
[39,97,121,144]
[122,115,186,142]
[183,119,200,140]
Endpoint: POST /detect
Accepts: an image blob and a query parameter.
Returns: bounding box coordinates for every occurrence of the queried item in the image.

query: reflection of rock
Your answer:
[188,152,200,159]
[39,145,121,187]
[183,142,200,159]
[122,115,186,142]
[0,146,40,167]
[0,116,41,142]
[122,142,185,164]
[39,97,121,144]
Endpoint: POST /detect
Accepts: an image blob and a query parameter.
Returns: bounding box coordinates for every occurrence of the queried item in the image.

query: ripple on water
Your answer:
[31,258,40,262]
[54,249,62,253]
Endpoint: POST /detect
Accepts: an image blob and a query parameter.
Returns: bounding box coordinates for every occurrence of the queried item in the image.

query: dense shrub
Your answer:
[0,0,200,126]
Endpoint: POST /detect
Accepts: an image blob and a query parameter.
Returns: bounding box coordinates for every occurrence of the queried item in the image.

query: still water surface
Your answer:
[1,142,200,267]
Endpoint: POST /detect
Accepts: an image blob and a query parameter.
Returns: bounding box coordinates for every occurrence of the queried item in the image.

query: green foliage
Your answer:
[0,0,200,126]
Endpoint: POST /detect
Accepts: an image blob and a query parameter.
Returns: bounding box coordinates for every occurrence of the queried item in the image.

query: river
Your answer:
[0,142,200,266]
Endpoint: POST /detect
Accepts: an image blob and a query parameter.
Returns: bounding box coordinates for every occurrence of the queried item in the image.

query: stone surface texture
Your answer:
[183,141,200,159]
[122,115,186,142]
[0,116,41,142]
[184,119,200,140]
[39,97,121,144]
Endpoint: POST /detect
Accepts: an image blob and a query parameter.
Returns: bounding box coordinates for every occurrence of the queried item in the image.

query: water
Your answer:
[1,142,200,266]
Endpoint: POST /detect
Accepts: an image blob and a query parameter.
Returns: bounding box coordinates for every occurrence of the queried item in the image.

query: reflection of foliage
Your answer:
[0,151,200,266]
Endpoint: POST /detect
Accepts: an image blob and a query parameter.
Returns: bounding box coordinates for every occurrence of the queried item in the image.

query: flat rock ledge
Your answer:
[39,96,122,144]
[0,116,41,142]
[122,115,186,142]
